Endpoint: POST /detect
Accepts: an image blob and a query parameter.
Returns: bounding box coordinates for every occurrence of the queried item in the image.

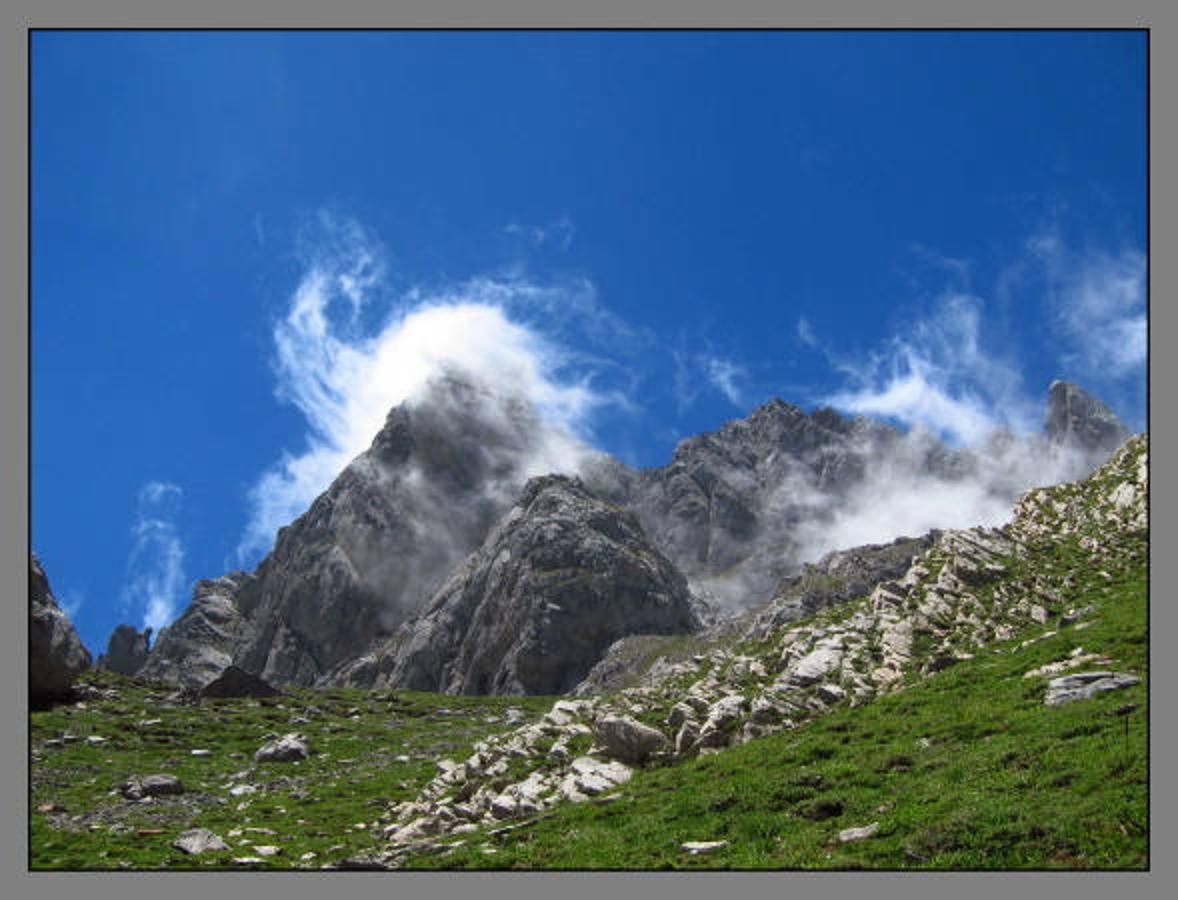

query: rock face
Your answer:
[1046,380,1130,457]
[347,475,698,695]
[138,573,254,687]
[140,371,577,688]
[29,553,92,708]
[596,400,918,603]
[96,624,151,676]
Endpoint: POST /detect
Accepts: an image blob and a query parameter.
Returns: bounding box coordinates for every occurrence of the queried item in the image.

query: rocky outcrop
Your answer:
[96,624,151,676]
[345,475,698,695]
[742,534,937,641]
[138,574,255,688]
[1046,380,1130,457]
[29,553,92,708]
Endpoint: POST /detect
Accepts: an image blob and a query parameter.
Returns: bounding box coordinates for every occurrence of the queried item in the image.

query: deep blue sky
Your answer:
[31,30,1146,657]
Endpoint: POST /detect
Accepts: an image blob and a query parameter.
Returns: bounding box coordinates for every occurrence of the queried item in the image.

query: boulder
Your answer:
[1044,672,1140,706]
[173,828,229,854]
[200,665,280,699]
[591,715,668,764]
[254,733,310,762]
[119,774,184,800]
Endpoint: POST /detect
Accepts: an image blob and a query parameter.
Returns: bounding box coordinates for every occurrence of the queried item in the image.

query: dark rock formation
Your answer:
[96,624,151,676]
[29,553,92,708]
[1046,380,1131,457]
[199,664,280,699]
[335,475,698,695]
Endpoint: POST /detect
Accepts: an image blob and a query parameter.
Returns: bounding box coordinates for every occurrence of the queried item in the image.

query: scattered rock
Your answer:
[173,828,230,854]
[119,774,185,800]
[681,840,728,855]
[838,822,880,843]
[253,845,281,857]
[254,733,309,763]
[1044,672,1140,706]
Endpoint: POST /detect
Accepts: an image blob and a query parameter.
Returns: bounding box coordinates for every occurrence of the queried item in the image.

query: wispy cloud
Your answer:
[672,349,750,412]
[121,481,186,633]
[238,213,630,563]
[504,215,576,251]
[796,316,818,349]
[1030,230,1146,382]
[820,293,1034,446]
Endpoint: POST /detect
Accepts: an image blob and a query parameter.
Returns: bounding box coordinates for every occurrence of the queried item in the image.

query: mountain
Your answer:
[29,553,92,708]
[332,475,697,694]
[120,378,1130,693]
[139,371,577,687]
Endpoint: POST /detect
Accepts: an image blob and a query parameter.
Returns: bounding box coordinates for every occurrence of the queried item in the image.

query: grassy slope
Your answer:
[410,537,1146,869]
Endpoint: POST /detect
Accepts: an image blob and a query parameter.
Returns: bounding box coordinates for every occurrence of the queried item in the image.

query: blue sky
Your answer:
[31,30,1146,657]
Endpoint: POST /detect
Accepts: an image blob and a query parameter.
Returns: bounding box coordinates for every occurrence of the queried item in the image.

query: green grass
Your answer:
[30,678,554,870]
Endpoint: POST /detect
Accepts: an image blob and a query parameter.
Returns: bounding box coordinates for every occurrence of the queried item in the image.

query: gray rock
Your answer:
[838,822,880,843]
[141,372,567,688]
[173,828,229,854]
[371,475,698,695]
[1044,672,1140,706]
[681,840,729,855]
[591,715,668,764]
[254,733,310,762]
[697,695,746,749]
[96,624,151,677]
[200,665,280,699]
[120,774,184,800]
[29,553,92,708]
[1046,381,1130,458]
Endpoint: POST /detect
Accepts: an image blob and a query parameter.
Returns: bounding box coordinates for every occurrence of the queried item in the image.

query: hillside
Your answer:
[29,434,1148,870]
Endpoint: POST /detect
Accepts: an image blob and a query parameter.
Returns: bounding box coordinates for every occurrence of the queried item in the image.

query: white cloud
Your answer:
[121,481,186,634]
[822,293,1034,446]
[703,356,748,407]
[1032,233,1146,381]
[238,214,626,562]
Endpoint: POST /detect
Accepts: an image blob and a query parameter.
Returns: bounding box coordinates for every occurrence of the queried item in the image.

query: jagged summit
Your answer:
[120,375,1137,694]
[1046,380,1131,456]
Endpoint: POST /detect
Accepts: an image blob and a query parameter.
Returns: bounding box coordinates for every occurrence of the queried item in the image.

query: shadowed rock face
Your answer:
[333,475,698,695]
[29,553,92,708]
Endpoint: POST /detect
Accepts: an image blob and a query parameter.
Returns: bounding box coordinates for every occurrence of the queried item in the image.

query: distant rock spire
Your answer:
[1045,380,1130,456]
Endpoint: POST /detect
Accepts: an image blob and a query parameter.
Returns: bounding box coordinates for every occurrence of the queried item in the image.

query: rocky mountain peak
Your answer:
[1046,380,1130,456]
